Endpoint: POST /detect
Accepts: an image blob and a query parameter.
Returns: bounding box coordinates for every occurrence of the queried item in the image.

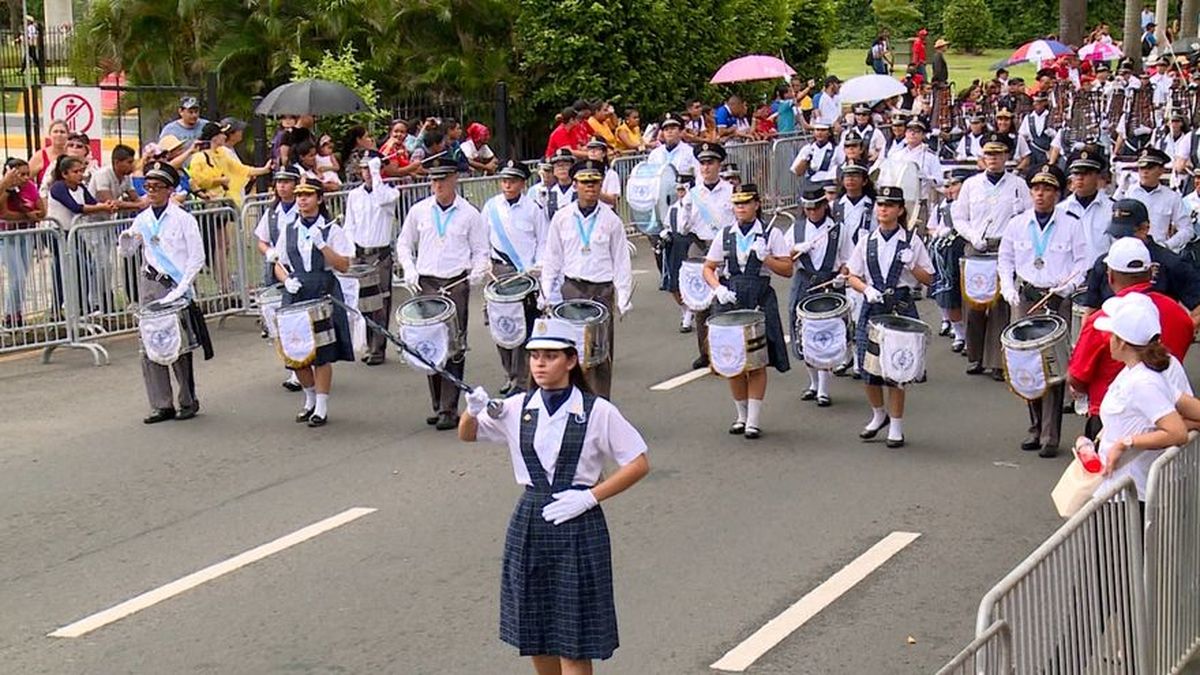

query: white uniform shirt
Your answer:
[1018,109,1054,152]
[1157,130,1191,163]
[1059,191,1114,264]
[396,194,489,278]
[541,201,633,307]
[873,142,944,194]
[816,92,842,126]
[847,227,934,290]
[791,140,839,183]
[952,171,1032,247]
[785,216,855,272]
[253,201,299,244]
[997,206,1089,293]
[545,182,576,213]
[528,182,551,209]
[648,141,699,177]
[476,387,648,488]
[836,193,877,234]
[1096,361,1189,500]
[343,181,400,248]
[118,203,206,289]
[705,221,790,277]
[685,180,735,241]
[482,193,548,271]
[601,168,621,197]
[270,214,354,273]
[842,125,886,159]
[956,131,988,160]
[1122,183,1192,252]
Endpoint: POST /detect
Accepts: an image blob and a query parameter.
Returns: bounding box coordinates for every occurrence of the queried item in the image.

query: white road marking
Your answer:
[633,269,651,275]
[709,531,921,672]
[649,368,709,391]
[49,507,377,638]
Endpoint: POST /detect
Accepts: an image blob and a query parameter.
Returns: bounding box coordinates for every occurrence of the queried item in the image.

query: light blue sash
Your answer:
[137,208,184,288]
[488,200,525,272]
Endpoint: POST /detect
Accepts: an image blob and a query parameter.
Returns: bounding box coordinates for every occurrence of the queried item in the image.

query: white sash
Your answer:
[708,322,748,378]
[679,261,714,311]
[879,327,926,383]
[801,317,847,369]
[962,256,1000,306]
[487,299,527,349]
[400,323,450,374]
[140,311,183,366]
[1005,347,1048,400]
[277,309,317,368]
[337,276,366,355]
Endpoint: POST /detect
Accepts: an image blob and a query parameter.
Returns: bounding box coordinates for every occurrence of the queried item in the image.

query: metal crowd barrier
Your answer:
[768,135,809,213]
[1143,436,1200,673]
[934,620,1013,675]
[611,153,649,232]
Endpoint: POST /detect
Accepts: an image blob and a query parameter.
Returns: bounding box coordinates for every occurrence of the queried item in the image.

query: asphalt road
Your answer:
[0,246,1177,674]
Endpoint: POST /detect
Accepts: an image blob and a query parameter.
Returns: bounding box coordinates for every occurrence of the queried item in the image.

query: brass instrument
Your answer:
[1168,79,1192,124]
[1013,93,1033,127]
[1105,88,1126,135]
[1064,89,1103,152]
[1050,80,1072,129]
[930,82,954,132]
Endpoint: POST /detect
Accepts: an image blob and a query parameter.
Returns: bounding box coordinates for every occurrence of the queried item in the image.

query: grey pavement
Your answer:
[0,248,1178,674]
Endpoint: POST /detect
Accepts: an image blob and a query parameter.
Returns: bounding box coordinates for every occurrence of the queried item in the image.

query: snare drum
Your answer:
[339,262,387,314]
[138,298,199,366]
[679,257,714,311]
[256,284,284,339]
[1069,290,1090,348]
[485,274,539,349]
[1001,314,1070,401]
[550,299,611,369]
[959,251,1000,309]
[707,309,768,377]
[275,298,335,369]
[395,295,460,374]
[794,293,850,368]
[863,314,930,384]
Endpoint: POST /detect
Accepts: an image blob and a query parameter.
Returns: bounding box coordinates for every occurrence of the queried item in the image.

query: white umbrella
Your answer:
[839,74,907,104]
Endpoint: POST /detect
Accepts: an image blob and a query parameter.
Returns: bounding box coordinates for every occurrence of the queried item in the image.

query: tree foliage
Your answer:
[873,0,924,38]
[943,0,994,53]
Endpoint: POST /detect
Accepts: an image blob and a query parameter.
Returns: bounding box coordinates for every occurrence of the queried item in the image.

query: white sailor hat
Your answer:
[526,317,578,351]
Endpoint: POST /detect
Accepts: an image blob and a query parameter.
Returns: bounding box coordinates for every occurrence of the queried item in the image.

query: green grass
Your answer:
[825,47,1042,92]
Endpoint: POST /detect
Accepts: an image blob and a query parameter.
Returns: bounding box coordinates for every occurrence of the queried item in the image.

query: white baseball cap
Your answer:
[1094,292,1161,346]
[525,317,578,351]
[1104,237,1152,273]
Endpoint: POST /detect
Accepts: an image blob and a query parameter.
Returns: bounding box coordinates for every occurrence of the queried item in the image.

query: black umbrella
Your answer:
[254,79,370,116]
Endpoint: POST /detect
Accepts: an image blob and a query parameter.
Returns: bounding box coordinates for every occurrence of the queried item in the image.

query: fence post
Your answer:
[495,81,510,160]
[251,95,268,193]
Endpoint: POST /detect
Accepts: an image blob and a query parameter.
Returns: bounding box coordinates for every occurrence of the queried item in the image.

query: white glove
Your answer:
[971,236,987,251]
[832,275,847,289]
[465,386,491,417]
[541,488,599,525]
[863,286,884,304]
[618,298,632,317]
[468,269,488,286]
[792,240,815,256]
[659,227,672,241]
[367,156,383,175]
[1052,281,1075,298]
[714,285,738,305]
[1001,284,1020,307]
[537,294,549,311]
[309,227,326,250]
[526,264,542,278]
[264,247,279,264]
[401,262,420,293]
[284,276,302,294]
[898,248,915,266]
[750,238,768,260]
[158,285,186,305]
[933,225,951,239]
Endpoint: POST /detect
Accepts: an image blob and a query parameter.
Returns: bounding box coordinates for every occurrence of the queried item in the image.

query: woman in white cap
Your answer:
[1090,292,1189,501]
[458,317,649,674]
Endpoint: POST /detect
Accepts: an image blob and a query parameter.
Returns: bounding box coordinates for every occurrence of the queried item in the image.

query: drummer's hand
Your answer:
[898,248,915,266]
[284,276,302,294]
[526,264,541,278]
[537,294,548,311]
[863,286,885,304]
[792,240,814,256]
[264,247,279,264]
[618,298,632,317]
[1001,285,1020,307]
[309,227,327,250]
[714,285,737,305]
[832,275,847,289]
[159,285,187,305]
[1051,281,1075,298]
[466,386,492,417]
[750,238,768,260]
[659,228,672,241]
[468,269,487,286]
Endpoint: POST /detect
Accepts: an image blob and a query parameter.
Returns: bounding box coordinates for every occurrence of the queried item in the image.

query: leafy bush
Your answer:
[943,0,994,53]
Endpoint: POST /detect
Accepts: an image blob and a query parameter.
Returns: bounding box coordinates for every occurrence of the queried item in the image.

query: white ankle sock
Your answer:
[681,308,694,327]
[315,393,329,417]
[286,371,300,385]
[302,386,316,409]
[747,399,763,428]
[868,406,886,428]
[734,399,748,423]
[952,321,966,341]
[888,417,904,439]
[805,365,819,390]
[817,370,831,397]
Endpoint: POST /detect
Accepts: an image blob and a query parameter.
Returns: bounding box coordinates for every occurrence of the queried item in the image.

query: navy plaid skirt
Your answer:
[500,487,618,660]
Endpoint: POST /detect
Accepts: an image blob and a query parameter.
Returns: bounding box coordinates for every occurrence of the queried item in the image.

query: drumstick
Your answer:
[1027,291,1056,315]
[789,227,832,260]
[438,274,473,296]
[326,295,503,417]
[806,275,845,293]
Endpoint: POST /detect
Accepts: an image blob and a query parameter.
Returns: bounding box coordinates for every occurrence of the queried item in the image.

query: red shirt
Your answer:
[911,37,926,65]
[544,123,575,158]
[1068,283,1193,414]
[571,119,592,148]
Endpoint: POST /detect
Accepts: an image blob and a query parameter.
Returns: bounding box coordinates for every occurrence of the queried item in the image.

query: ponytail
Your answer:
[1139,337,1171,372]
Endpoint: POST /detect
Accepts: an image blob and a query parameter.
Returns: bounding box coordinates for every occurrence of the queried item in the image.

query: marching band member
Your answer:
[543,148,577,222]
[1155,111,1191,175]
[877,118,943,188]
[847,184,935,448]
[787,186,854,406]
[1017,91,1054,168]
[541,159,634,399]
[117,161,209,424]
[254,165,302,391]
[953,132,1031,379]
[528,159,553,209]
[397,157,491,430]
[1059,143,1114,265]
[992,109,1032,173]
[585,138,621,207]
[839,131,868,168]
[720,163,742,190]
[791,122,838,191]
[342,152,399,366]
[841,105,886,162]
[682,142,735,368]
[997,164,1088,457]
[833,158,875,375]
[272,176,355,427]
[930,170,969,352]
[458,317,649,673]
[660,173,695,332]
[1117,147,1192,253]
[647,112,699,177]
[702,183,792,438]
[483,159,549,395]
[956,114,988,161]
[882,114,908,158]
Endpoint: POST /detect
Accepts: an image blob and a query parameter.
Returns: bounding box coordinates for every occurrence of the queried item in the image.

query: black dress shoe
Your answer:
[692,354,710,369]
[175,403,199,421]
[800,388,817,401]
[679,323,694,334]
[1038,444,1059,458]
[281,379,302,392]
[296,408,315,423]
[939,321,952,336]
[729,420,746,434]
[364,354,385,366]
[886,436,905,448]
[990,369,1006,382]
[425,415,439,426]
[1020,436,1042,451]
[143,408,176,424]
[951,339,965,353]
[860,415,889,439]
[816,395,832,407]
[435,412,459,430]
[833,362,851,376]
[965,362,985,375]
[307,414,328,428]
[851,371,862,380]
[743,426,761,439]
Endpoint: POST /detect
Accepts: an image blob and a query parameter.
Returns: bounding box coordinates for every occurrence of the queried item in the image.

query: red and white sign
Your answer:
[41,86,103,160]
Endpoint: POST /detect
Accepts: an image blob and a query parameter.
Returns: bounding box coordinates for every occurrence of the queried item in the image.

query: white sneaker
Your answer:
[681,308,694,328]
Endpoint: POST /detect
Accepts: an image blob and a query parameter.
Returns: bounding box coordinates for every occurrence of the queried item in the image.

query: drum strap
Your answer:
[723,224,764,277]
[486,201,526,272]
[136,208,184,288]
[547,188,558,220]
[795,219,840,277]
[518,389,597,493]
[286,219,329,274]
[866,232,909,296]
[806,143,835,177]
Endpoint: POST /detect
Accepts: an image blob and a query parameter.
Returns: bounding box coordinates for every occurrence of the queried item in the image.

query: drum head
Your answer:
[487,274,537,299]
[143,298,190,314]
[799,294,847,316]
[347,263,374,276]
[1008,315,1067,342]
[708,309,766,327]
[552,300,607,322]
[399,296,454,322]
[868,314,928,333]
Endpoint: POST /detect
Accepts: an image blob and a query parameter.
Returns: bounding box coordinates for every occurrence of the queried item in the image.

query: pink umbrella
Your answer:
[1077,41,1122,62]
[710,55,796,84]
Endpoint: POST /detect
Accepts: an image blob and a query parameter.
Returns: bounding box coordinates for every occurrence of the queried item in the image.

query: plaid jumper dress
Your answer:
[500,390,619,660]
[710,223,790,373]
[854,230,920,386]
[786,218,845,361]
